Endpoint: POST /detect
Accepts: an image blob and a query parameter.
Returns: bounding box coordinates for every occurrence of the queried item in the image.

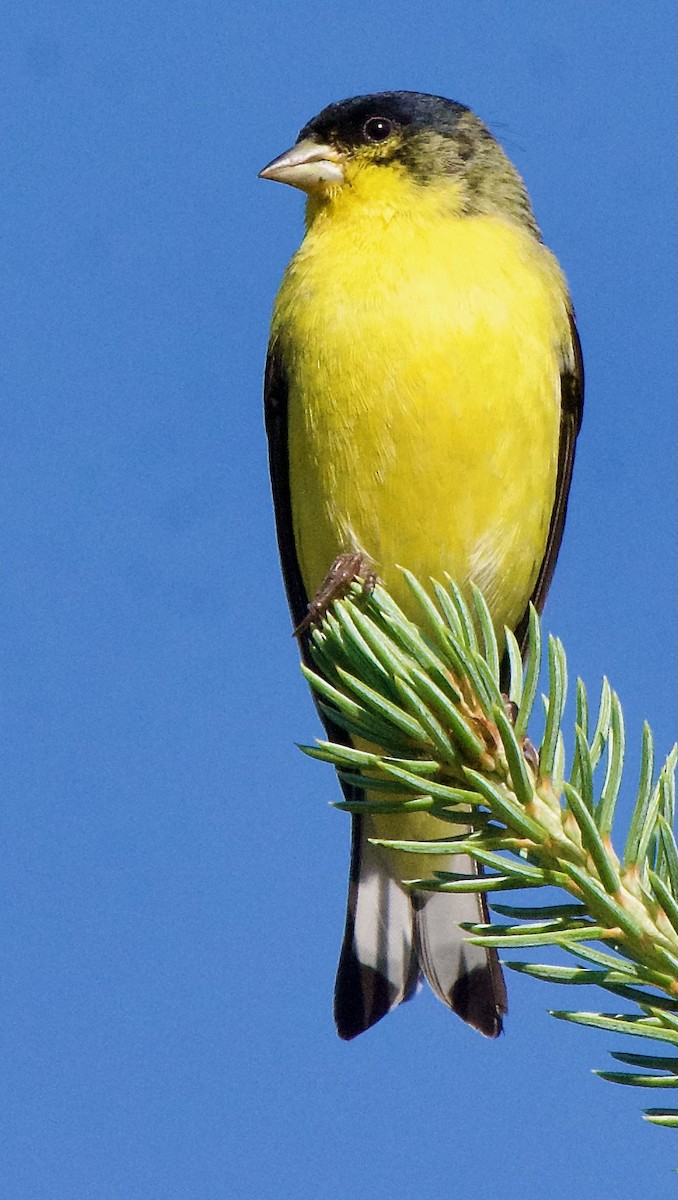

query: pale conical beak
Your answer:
[258,137,345,193]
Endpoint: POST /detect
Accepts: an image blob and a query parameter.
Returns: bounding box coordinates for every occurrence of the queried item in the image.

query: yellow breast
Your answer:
[273,178,571,637]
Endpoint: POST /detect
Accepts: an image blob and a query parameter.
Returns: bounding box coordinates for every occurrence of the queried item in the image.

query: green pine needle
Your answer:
[298,572,678,1125]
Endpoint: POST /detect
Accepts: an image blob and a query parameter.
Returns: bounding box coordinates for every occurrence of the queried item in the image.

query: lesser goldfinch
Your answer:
[260,92,583,1040]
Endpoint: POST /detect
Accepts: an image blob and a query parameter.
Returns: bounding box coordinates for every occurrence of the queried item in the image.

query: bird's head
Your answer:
[259,91,539,233]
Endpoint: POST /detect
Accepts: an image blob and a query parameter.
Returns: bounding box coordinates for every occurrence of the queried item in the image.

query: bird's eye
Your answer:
[362,116,394,142]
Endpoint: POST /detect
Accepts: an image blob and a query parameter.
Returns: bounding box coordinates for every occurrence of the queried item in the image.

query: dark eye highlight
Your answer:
[362,116,394,143]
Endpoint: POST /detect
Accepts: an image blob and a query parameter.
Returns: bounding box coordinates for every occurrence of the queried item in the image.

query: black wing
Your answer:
[515,313,584,653]
[264,346,310,640]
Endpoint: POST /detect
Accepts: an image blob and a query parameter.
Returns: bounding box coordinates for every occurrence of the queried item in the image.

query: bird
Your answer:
[259,91,583,1040]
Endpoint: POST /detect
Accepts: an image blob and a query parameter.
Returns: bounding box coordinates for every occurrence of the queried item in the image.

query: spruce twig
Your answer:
[299,575,678,1126]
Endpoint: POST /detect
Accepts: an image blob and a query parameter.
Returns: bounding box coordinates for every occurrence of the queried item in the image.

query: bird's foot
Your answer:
[501,694,539,774]
[294,552,377,637]
[521,735,540,775]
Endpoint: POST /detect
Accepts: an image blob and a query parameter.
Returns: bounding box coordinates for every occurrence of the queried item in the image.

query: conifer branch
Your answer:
[299,574,678,1126]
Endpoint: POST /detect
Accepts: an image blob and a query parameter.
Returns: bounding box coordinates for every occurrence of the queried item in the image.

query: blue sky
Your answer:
[1,3,676,1197]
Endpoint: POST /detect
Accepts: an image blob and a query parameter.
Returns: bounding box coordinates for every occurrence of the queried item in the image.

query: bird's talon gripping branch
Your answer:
[294,552,377,637]
[522,736,540,776]
[501,696,539,775]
